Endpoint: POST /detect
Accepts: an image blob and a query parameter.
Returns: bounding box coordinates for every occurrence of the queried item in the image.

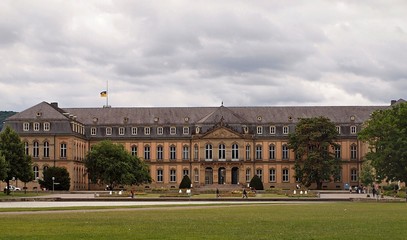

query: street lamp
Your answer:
[52,177,55,192]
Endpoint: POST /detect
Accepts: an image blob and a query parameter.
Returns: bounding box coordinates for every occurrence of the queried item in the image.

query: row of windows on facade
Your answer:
[25,140,358,160]
[154,168,359,183]
[22,122,85,135]
[21,122,358,136]
[130,143,358,161]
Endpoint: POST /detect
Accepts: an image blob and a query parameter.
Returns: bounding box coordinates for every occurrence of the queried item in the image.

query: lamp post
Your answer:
[52,177,55,192]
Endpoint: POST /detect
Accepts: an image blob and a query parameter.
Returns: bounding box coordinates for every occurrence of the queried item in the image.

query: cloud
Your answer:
[0,0,406,111]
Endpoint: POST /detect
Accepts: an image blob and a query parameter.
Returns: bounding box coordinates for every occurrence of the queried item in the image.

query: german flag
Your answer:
[100,91,107,97]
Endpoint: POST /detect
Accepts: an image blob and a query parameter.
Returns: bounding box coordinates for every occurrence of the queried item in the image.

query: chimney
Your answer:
[391,100,397,105]
[50,102,59,108]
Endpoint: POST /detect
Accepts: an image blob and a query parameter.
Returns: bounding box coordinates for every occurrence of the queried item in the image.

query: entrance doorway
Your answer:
[205,167,213,184]
[218,167,226,184]
[232,167,239,184]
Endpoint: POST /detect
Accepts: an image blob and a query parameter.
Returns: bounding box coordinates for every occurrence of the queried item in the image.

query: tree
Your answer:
[0,154,8,181]
[0,126,33,195]
[85,140,151,190]
[19,155,34,193]
[288,117,340,190]
[360,160,375,196]
[179,175,192,189]
[359,102,407,184]
[249,175,264,190]
[39,167,71,191]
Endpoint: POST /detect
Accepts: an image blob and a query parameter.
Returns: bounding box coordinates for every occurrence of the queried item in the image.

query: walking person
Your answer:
[242,188,248,198]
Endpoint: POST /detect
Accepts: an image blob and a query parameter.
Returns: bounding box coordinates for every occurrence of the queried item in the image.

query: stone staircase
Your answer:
[196,184,244,192]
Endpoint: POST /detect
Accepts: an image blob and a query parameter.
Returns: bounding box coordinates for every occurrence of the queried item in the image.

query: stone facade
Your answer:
[2,101,392,191]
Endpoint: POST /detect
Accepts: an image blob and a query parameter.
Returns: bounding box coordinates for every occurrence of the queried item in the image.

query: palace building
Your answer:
[3,100,398,191]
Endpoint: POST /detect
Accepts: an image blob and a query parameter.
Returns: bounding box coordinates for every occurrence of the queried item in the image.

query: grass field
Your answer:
[1,202,407,239]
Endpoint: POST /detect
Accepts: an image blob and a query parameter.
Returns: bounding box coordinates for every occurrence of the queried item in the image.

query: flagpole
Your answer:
[106,80,109,107]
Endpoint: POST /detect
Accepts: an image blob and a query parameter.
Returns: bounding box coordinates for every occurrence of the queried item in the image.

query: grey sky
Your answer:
[1,0,406,111]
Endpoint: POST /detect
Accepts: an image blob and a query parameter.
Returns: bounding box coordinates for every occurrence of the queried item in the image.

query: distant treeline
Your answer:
[0,111,17,130]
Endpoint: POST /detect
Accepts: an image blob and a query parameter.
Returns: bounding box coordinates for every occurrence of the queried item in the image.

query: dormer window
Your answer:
[157,127,163,135]
[106,127,112,135]
[91,127,97,136]
[33,122,40,132]
[283,126,289,134]
[23,122,30,131]
[170,127,176,135]
[131,127,137,135]
[269,126,276,134]
[119,127,125,135]
[144,127,151,135]
[257,126,263,135]
[350,126,357,134]
[44,122,50,131]
[183,126,189,135]
[336,126,341,134]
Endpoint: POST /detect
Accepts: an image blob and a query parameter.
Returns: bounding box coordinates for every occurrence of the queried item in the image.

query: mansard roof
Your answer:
[7,101,391,126]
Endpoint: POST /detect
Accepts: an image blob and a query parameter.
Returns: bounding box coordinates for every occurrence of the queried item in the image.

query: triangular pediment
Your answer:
[7,102,70,121]
[202,126,242,139]
[197,105,248,125]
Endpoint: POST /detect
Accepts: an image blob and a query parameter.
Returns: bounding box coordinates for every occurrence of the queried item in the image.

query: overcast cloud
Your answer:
[1,0,406,111]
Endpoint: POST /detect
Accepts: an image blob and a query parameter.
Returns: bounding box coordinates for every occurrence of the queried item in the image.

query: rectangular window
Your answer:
[256,169,263,181]
[119,127,125,135]
[157,169,163,182]
[44,122,50,131]
[335,145,341,159]
[43,141,50,158]
[24,142,29,155]
[194,169,199,182]
[106,127,112,135]
[91,127,97,136]
[131,127,137,135]
[157,146,163,160]
[33,141,39,158]
[257,126,263,135]
[269,126,276,134]
[282,145,289,160]
[170,146,176,160]
[183,127,189,135]
[351,169,358,182]
[350,144,357,160]
[269,144,275,160]
[194,145,199,161]
[34,122,40,131]
[157,127,163,135]
[283,126,289,134]
[219,144,226,161]
[60,143,67,158]
[144,145,150,160]
[246,169,251,182]
[269,169,276,182]
[255,145,262,160]
[336,126,341,134]
[170,169,176,182]
[232,144,239,161]
[282,169,289,182]
[23,122,30,131]
[183,169,189,176]
[246,145,251,160]
[131,146,138,156]
[144,127,151,135]
[183,146,189,160]
[170,127,176,135]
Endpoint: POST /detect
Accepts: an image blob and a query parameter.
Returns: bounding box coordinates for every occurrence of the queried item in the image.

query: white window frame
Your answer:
[131,145,138,156]
[144,145,150,160]
[256,169,263,181]
[43,141,50,158]
[106,127,112,135]
[282,144,289,160]
[194,168,199,182]
[183,126,189,135]
[205,144,213,161]
[119,127,125,135]
[246,168,251,183]
[33,122,40,132]
[182,145,189,160]
[131,127,137,135]
[350,126,357,134]
[269,169,276,182]
[170,169,176,182]
[269,126,276,134]
[23,122,30,131]
[351,169,358,182]
[170,126,176,135]
[144,127,151,135]
[282,169,289,182]
[44,122,50,131]
[283,126,289,134]
[157,169,163,182]
[157,145,163,160]
[170,145,176,160]
[91,127,97,136]
[257,126,263,135]
[232,144,239,161]
[269,144,275,160]
[157,127,163,135]
[246,145,251,160]
[60,143,67,158]
[336,126,341,134]
[33,141,39,158]
[33,166,39,179]
[218,144,226,161]
[255,145,262,160]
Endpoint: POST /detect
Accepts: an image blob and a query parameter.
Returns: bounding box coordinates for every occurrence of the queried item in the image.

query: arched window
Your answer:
[131,145,138,156]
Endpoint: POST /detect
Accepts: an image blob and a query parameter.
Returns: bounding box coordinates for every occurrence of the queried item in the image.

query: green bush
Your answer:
[249,175,264,190]
[179,175,192,189]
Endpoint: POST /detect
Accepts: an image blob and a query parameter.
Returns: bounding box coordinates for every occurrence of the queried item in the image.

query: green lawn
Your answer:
[1,202,407,239]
